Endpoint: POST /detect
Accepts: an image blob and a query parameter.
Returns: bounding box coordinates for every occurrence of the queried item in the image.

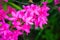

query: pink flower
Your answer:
[54,0,60,5]
[9,11,31,34]
[7,3,49,29]
[8,11,31,34]
[7,11,18,21]
[0,4,3,10]
[22,24,31,35]
[12,21,22,30]
[7,6,16,13]
[58,7,60,12]
[11,3,49,29]
[6,6,17,21]
[22,3,50,29]
[0,22,9,29]
[0,22,22,40]
[0,9,8,21]
[0,0,8,2]
[4,0,8,2]
[5,30,22,40]
[0,22,9,40]
[12,19,31,34]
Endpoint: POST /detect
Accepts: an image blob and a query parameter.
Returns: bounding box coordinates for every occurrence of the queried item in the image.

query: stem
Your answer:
[23,33,26,40]
[35,30,43,40]
[35,26,46,40]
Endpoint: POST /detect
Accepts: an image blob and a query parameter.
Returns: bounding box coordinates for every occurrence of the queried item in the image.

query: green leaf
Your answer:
[3,3,7,11]
[8,2,22,10]
[47,0,53,3]
[35,26,46,40]
[8,0,13,2]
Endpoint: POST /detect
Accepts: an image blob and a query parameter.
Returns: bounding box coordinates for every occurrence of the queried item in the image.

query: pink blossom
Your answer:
[0,9,8,21]
[58,7,60,12]
[12,21,22,30]
[7,6,16,13]
[12,19,31,34]
[54,0,60,5]
[5,6,17,21]
[5,30,22,40]
[11,3,49,29]
[8,11,31,34]
[22,3,50,29]
[4,0,8,2]
[0,22,9,40]
[0,4,3,10]
[0,0,8,2]
[0,22,22,40]
[22,24,31,34]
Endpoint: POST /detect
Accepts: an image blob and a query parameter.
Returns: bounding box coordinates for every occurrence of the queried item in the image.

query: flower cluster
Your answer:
[0,2,50,40]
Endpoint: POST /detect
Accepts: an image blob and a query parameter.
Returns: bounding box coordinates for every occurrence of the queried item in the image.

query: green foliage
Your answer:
[47,0,53,3]
[3,3,7,10]
[8,2,22,10]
